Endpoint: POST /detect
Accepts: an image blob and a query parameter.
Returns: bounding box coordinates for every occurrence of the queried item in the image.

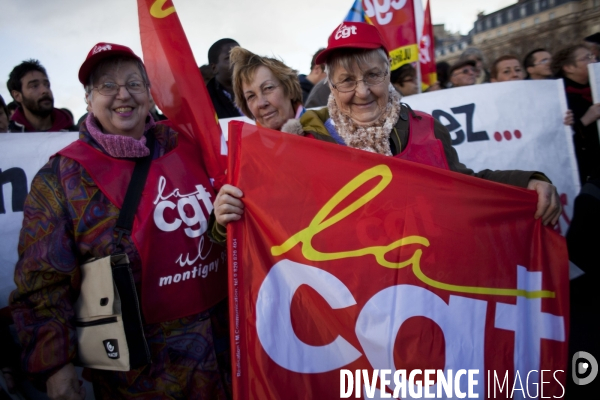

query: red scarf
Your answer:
[566,85,592,103]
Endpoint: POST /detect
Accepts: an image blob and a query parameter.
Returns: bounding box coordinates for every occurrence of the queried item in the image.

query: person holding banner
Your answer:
[10,43,230,399]
[213,22,561,231]
[553,44,600,184]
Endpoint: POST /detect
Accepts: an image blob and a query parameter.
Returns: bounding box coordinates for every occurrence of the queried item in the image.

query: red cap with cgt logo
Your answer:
[315,22,389,65]
[78,42,143,85]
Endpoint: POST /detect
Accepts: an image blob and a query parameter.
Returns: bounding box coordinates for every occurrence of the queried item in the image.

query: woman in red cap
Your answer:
[11,43,230,399]
[213,22,561,233]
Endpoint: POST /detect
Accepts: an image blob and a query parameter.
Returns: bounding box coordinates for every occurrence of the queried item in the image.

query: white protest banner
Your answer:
[588,62,600,137]
[403,80,579,235]
[0,132,78,307]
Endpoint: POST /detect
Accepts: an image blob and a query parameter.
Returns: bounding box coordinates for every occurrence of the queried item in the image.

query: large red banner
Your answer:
[137,0,227,188]
[228,121,568,399]
[363,0,418,70]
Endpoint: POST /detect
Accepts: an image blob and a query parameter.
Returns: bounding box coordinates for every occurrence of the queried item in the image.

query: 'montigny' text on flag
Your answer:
[227,121,568,399]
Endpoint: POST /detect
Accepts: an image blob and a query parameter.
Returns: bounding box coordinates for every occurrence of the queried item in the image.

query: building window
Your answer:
[496,15,502,25]
[497,29,502,36]
[486,19,491,29]
[521,21,526,28]
[534,1,540,13]
[549,12,555,20]
[541,0,546,7]
[477,21,482,31]
[508,25,513,32]
[507,10,513,21]
[534,17,540,24]
[520,6,526,17]
[549,0,555,6]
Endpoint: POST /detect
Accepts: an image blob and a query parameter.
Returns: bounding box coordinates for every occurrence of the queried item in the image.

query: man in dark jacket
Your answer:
[298,48,326,104]
[6,59,76,132]
[206,38,242,119]
[552,45,600,184]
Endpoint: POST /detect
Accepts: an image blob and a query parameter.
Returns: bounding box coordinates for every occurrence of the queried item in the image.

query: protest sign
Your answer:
[403,80,579,235]
[0,132,78,307]
[228,121,568,399]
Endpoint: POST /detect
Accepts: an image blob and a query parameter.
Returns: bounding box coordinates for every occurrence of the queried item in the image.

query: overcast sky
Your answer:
[0,0,516,120]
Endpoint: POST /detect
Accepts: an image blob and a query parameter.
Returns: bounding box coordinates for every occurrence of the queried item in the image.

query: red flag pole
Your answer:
[137,0,226,188]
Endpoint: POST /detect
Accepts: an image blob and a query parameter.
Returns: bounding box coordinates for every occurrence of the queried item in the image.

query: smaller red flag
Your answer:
[137,0,226,188]
[419,0,437,90]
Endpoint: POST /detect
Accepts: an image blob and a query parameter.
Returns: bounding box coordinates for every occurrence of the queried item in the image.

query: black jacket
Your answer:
[206,78,242,119]
[564,77,600,183]
[298,75,314,104]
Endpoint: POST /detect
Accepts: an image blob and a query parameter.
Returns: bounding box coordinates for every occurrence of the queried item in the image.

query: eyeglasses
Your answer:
[331,71,388,93]
[576,53,596,62]
[535,58,551,65]
[93,81,147,96]
[452,67,475,76]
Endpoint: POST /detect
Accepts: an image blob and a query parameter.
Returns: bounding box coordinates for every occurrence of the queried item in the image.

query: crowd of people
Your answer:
[0,20,598,399]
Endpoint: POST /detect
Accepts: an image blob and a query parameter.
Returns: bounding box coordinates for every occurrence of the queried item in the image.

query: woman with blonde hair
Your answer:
[230,47,303,131]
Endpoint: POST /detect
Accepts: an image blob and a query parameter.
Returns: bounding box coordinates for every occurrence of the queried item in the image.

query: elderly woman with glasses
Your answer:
[11,43,230,399]
[214,22,561,232]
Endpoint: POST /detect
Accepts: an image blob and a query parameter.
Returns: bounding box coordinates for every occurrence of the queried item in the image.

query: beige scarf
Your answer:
[327,83,401,155]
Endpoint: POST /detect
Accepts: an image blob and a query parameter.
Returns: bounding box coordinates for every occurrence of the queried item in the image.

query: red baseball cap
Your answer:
[315,22,389,65]
[78,43,143,85]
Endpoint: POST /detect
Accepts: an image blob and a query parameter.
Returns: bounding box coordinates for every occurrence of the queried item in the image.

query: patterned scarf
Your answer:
[85,112,155,158]
[327,83,401,155]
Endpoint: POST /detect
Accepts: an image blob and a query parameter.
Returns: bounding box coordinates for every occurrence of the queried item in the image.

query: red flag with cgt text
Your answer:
[227,121,568,399]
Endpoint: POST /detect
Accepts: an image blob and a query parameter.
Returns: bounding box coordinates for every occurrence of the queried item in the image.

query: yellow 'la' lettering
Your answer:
[150,0,175,18]
[271,165,555,299]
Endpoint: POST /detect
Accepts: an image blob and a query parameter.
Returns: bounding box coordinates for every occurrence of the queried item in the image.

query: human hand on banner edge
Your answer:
[580,103,600,126]
[527,179,561,226]
[563,109,573,126]
[214,184,245,228]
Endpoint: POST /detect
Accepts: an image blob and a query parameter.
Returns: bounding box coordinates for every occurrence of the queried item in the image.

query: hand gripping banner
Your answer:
[227,121,568,399]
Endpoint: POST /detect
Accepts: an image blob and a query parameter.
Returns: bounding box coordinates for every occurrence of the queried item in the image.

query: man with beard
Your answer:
[6,59,76,132]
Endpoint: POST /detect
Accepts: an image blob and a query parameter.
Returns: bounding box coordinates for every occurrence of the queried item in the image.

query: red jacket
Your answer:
[8,107,76,132]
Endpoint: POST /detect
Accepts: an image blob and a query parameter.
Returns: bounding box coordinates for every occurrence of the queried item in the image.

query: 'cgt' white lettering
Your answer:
[335,24,358,40]
[153,176,214,238]
[363,0,408,26]
[92,44,112,54]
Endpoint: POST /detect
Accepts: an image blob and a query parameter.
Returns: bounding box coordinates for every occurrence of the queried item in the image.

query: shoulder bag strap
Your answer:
[113,132,156,249]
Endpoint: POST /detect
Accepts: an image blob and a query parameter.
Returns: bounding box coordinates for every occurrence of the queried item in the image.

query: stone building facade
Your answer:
[438,0,600,66]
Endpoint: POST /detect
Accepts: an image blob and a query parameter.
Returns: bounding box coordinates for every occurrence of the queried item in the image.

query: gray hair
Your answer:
[84,56,151,98]
[325,48,389,81]
[460,47,485,63]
